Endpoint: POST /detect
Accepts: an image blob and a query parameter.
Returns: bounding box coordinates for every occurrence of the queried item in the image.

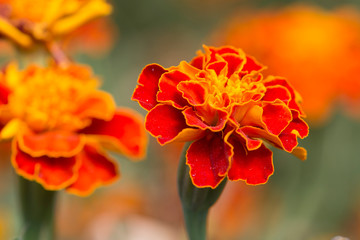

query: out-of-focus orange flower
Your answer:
[214,5,360,124]
[133,45,308,188]
[0,0,112,48]
[0,62,147,196]
[61,17,117,57]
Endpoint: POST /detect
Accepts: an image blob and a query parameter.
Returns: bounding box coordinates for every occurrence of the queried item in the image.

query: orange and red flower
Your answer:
[132,45,308,188]
[213,5,360,123]
[0,0,112,48]
[0,62,147,196]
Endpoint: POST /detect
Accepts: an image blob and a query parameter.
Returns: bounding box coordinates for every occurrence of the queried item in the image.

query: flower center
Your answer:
[7,66,97,132]
[205,70,266,108]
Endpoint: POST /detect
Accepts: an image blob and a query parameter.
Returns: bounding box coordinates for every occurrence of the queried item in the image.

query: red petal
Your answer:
[241,126,297,152]
[230,102,255,124]
[278,132,298,152]
[18,130,84,158]
[234,128,262,151]
[214,46,239,55]
[183,107,228,132]
[262,86,291,104]
[190,55,204,69]
[157,70,189,108]
[132,64,167,110]
[206,61,227,76]
[262,103,292,135]
[0,82,11,105]
[145,104,189,145]
[222,54,245,78]
[263,77,304,115]
[287,110,309,138]
[66,144,118,196]
[186,133,232,188]
[276,111,308,151]
[12,142,79,190]
[80,108,147,159]
[228,140,273,185]
[177,81,207,106]
[241,56,264,74]
[194,103,230,129]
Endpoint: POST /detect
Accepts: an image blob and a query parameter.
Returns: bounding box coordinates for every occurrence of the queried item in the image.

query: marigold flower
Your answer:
[0,62,147,196]
[0,0,112,48]
[213,5,360,123]
[132,45,309,188]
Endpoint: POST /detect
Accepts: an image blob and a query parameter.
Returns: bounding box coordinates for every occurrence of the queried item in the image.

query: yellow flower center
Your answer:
[6,64,98,132]
[205,70,266,108]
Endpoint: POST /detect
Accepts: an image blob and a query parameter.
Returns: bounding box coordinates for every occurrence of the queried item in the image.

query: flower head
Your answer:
[214,5,360,123]
[133,45,308,188]
[0,0,112,48]
[0,62,147,196]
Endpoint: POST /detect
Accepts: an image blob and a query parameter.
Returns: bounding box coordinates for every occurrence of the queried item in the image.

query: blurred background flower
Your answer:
[1,0,360,240]
[0,0,112,48]
[61,17,117,57]
[212,4,360,125]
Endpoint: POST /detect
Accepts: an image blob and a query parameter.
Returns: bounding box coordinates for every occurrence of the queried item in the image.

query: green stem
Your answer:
[182,207,208,240]
[177,142,227,240]
[18,176,57,240]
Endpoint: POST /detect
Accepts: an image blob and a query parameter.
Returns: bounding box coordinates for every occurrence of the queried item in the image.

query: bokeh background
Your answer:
[2,0,360,239]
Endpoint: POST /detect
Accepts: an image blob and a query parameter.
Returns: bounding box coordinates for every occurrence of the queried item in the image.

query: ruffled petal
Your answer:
[145,104,202,145]
[206,61,227,77]
[239,102,292,136]
[262,85,291,104]
[177,81,207,106]
[286,110,309,139]
[157,70,190,108]
[176,61,201,78]
[80,108,147,160]
[263,77,304,115]
[241,126,297,153]
[74,90,116,121]
[262,103,292,135]
[234,128,262,151]
[183,107,228,132]
[66,144,118,196]
[239,104,263,127]
[212,46,240,55]
[221,53,246,78]
[193,103,230,128]
[132,64,167,110]
[228,140,274,185]
[18,130,85,158]
[241,56,264,74]
[186,133,232,188]
[12,141,79,190]
[190,55,204,69]
[272,111,308,152]
[229,102,255,124]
